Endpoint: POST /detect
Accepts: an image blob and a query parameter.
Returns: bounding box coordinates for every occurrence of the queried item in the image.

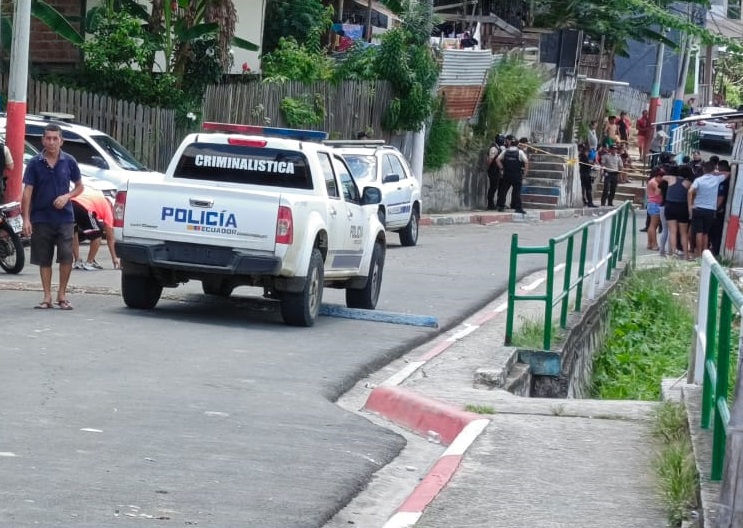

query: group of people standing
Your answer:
[643,151,730,259]
[486,134,530,213]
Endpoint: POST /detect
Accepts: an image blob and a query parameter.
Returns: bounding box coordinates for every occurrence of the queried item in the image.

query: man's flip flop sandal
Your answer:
[56,300,73,310]
[34,302,54,309]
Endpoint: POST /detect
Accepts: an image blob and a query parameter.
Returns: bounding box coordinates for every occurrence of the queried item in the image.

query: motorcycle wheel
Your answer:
[0,221,25,274]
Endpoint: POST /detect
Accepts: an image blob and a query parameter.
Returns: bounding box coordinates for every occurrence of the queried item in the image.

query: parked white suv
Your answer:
[693,106,737,151]
[0,113,163,188]
[327,140,421,247]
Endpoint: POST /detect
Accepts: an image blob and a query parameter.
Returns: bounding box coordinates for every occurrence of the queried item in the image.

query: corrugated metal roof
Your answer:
[438,86,483,119]
[438,49,494,87]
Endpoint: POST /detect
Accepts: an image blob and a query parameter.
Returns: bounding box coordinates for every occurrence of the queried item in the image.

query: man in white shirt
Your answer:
[689,161,730,257]
[600,144,623,207]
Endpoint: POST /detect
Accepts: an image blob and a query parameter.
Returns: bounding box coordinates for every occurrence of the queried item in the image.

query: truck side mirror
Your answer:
[361,187,382,205]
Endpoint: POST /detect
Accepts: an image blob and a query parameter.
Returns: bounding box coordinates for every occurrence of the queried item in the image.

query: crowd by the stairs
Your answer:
[575,106,730,261]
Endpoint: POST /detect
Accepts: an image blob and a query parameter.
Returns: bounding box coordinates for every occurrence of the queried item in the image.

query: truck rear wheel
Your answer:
[122,271,163,309]
[346,242,384,309]
[399,209,419,247]
[281,248,324,327]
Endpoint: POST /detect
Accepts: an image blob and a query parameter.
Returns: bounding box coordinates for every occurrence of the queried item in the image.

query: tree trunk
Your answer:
[145,0,164,72]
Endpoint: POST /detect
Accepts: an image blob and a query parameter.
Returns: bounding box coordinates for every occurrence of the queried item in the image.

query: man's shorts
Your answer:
[73,201,103,241]
[691,208,716,235]
[30,223,74,266]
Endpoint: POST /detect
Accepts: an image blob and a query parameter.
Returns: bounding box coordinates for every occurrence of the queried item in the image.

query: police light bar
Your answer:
[202,122,328,141]
[323,140,387,147]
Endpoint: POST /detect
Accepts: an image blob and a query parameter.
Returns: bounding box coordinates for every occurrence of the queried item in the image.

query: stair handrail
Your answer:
[505,202,635,350]
[695,250,743,482]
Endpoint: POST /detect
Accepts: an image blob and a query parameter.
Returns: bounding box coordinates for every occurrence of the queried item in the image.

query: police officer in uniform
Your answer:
[486,134,505,210]
[495,135,529,213]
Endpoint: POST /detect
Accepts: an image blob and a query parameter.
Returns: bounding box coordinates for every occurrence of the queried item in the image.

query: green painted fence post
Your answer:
[712,294,733,480]
[543,239,556,350]
[702,274,720,430]
[506,233,519,345]
[560,235,574,328]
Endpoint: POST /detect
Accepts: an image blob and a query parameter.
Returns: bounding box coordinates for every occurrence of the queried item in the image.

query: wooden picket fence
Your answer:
[0,78,396,171]
[202,80,394,140]
[25,80,178,172]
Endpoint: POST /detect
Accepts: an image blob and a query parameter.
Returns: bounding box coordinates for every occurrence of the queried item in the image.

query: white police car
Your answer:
[326,140,421,246]
[0,112,163,189]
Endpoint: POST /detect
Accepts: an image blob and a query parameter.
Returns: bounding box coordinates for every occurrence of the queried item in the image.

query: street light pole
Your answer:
[3,0,31,203]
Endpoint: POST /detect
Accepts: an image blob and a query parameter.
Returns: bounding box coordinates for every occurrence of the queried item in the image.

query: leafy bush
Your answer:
[280,95,325,128]
[262,37,334,83]
[477,57,543,139]
[424,96,459,170]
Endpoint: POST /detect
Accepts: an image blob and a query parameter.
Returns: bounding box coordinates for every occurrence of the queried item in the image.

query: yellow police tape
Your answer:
[524,143,651,180]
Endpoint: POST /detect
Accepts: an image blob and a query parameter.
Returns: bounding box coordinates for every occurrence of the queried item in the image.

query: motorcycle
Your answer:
[0,201,25,274]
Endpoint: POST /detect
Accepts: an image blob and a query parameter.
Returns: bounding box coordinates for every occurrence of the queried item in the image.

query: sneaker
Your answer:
[73,260,85,270]
[81,261,98,271]
[514,209,527,214]
[89,260,104,270]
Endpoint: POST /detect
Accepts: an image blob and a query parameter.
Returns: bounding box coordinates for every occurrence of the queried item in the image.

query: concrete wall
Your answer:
[530,263,629,398]
[422,151,486,213]
[421,144,582,213]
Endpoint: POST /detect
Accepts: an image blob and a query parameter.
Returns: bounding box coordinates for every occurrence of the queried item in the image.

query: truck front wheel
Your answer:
[122,270,163,309]
[346,242,384,309]
[280,248,324,327]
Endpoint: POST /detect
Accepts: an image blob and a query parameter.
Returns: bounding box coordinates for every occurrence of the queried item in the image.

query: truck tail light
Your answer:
[113,191,127,228]
[276,206,293,245]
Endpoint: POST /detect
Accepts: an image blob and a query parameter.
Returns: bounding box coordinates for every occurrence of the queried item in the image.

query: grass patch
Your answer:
[511,315,561,350]
[464,404,495,414]
[592,268,696,400]
[652,401,698,526]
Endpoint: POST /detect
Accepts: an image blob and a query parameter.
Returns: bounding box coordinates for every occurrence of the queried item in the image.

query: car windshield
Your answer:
[91,134,147,171]
[343,154,377,183]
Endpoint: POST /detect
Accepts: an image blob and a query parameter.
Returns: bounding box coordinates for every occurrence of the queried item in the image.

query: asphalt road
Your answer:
[0,215,595,527]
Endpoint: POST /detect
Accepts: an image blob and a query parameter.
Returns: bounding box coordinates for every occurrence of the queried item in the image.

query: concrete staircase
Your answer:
[594,178,646,206]
[522,144,579,209]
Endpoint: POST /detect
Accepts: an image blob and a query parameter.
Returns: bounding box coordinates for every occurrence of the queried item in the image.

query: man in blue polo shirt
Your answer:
[21,123,83,310]
[689,160,730,258]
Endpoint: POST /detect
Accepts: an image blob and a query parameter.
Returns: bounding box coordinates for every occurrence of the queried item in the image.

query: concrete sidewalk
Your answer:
[330,238,671,528]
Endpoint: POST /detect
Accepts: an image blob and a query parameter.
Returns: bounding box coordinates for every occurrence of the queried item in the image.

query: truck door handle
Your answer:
[190,199,214,208]
[347,210,353,218]
[329,207,337,217]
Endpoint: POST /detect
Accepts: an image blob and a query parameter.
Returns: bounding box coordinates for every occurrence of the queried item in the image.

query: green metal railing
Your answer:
[505,202,635,350]
[698,250,743,480]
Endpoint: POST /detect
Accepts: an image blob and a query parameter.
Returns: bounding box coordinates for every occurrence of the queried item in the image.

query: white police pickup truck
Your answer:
[113,123,386,327]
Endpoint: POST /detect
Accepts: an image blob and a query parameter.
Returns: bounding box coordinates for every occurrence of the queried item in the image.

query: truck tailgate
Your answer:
[122,181,279,253]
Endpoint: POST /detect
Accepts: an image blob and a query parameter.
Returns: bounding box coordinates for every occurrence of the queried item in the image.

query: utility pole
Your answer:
[671,35,691,124]
[647,38,665,129]
[3,0,31,203]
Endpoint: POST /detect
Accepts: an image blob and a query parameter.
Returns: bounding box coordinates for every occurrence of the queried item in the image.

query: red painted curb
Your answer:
[364,386,479,445]
[539,210,557,221]
[397,454,462,512]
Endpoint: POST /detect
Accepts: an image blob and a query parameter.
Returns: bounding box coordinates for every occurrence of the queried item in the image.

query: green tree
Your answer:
[262,0,330,55]
[375,0,439,132]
